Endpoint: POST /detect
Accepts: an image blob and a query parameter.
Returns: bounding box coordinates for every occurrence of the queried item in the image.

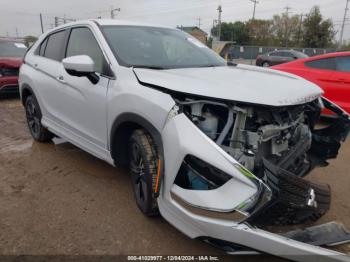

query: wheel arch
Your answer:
[20,84,35,106]
[110,113,164,167]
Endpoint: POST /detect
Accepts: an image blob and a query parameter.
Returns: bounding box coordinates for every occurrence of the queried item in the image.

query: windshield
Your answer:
[294,51,309,58]
[0,42,27,58]
[102,25,226,69]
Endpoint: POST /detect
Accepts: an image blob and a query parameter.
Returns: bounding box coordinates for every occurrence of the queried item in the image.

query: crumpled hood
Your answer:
[134,64,323,107]
[0,57,23,68]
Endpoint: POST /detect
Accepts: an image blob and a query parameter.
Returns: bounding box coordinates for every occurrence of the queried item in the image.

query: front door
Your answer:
[54,27,113,159]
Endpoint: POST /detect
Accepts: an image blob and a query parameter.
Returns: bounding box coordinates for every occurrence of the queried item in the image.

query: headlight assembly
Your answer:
[173,155,272,219]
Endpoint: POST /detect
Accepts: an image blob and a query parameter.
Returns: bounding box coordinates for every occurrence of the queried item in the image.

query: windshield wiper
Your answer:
[132,65,167,70]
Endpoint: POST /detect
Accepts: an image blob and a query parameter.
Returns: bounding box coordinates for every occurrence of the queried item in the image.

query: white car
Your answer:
[19,20,350,261]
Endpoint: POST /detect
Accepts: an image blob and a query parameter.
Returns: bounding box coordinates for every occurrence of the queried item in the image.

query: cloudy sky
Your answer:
[0,0,348,42]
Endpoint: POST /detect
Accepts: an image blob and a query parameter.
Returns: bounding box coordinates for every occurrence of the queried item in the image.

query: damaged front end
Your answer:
[158,94,350,261]
[173,95,350,225]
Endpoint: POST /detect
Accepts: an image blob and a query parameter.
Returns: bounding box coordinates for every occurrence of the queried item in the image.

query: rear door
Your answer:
[270,51,289,65]
[54,26,113,159]
[303,57,346,112]
[280,51,295,63]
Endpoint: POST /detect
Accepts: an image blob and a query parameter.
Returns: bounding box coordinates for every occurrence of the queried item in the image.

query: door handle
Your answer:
[56,75,67,84]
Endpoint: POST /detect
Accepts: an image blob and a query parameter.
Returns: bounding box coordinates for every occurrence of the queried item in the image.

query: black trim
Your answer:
[110,113,164,197]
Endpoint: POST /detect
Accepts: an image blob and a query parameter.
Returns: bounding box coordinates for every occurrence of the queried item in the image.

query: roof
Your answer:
[307,51,350,60]
[43,19,177,36]
[178,26,208,35]
[93,19,174,29]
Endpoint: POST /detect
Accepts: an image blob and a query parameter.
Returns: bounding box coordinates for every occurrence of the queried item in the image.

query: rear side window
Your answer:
[44,30,67,61]
[66,27,105,74]
[305,58,336,71]
[336,56,350,72]
[282,52,294,58]
[39,38,48,56]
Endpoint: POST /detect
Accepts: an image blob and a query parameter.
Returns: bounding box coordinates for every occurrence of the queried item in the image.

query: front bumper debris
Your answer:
[158,113,350,261]
[247,159,331,226]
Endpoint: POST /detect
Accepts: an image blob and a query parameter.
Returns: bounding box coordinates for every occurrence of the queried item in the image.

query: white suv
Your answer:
[19,20,350,260]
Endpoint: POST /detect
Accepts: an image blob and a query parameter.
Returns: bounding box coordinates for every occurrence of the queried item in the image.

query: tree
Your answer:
[302,6,335,48]
[211,22,250,44]
[271,14,301,47]
[24,35,38,47]
[246,19,274,46]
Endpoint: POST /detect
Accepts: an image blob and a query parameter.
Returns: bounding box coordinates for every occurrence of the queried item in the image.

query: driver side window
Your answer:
[66,27,106,74]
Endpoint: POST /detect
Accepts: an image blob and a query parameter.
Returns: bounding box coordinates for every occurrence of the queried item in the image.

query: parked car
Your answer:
[272,51,350,114]
[19,20,350,261]
[256,50,309,67]
[0,39,27,95]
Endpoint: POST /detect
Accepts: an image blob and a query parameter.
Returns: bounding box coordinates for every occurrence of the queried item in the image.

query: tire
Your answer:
[128,129,159,216]
[25,95,54,142]
[262,61,270,67]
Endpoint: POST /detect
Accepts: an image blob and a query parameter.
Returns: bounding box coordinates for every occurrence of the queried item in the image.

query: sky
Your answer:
[0,0,349,43]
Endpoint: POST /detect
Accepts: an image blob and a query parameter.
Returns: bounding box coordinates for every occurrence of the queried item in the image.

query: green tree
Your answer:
[302,6,335,48]
[211,22,250,44]
[24,35,38,47]
[246,19,274,46]
[271,14,301,47]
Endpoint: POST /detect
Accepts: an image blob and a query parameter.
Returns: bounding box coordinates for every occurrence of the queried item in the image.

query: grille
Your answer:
[1,67,19,77]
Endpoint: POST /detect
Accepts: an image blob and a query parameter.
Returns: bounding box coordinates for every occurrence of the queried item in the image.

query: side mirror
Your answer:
[62,55,99,84]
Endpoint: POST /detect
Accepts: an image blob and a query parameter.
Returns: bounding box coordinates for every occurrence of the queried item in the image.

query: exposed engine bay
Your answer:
[174,95,350,225]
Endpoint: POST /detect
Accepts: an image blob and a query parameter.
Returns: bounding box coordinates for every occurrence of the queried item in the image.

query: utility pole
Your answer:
[249,0,259,65]
[39,13,44,34]
[54,16,59,27]
[249,0,259,20]
[15,27,19,37]
[297,13,305,47]
[339,0,350,49]
[284,6,292,47]
[110,6,121,19]
[212,19,218,39]
[217,5,222,41]
[197,17,201,28]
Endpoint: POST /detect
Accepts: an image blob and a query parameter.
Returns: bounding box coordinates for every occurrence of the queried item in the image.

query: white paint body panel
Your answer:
[134,65,323,107]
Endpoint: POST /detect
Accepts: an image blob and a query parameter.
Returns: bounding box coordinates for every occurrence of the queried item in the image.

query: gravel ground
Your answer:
[1,98,350,261]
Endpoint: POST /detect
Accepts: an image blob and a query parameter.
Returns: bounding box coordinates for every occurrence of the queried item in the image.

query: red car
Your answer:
[272,51,350,114]
[0,39,27,95]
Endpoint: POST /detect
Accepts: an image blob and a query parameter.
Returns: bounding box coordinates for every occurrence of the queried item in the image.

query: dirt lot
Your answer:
[1,98,350,260]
